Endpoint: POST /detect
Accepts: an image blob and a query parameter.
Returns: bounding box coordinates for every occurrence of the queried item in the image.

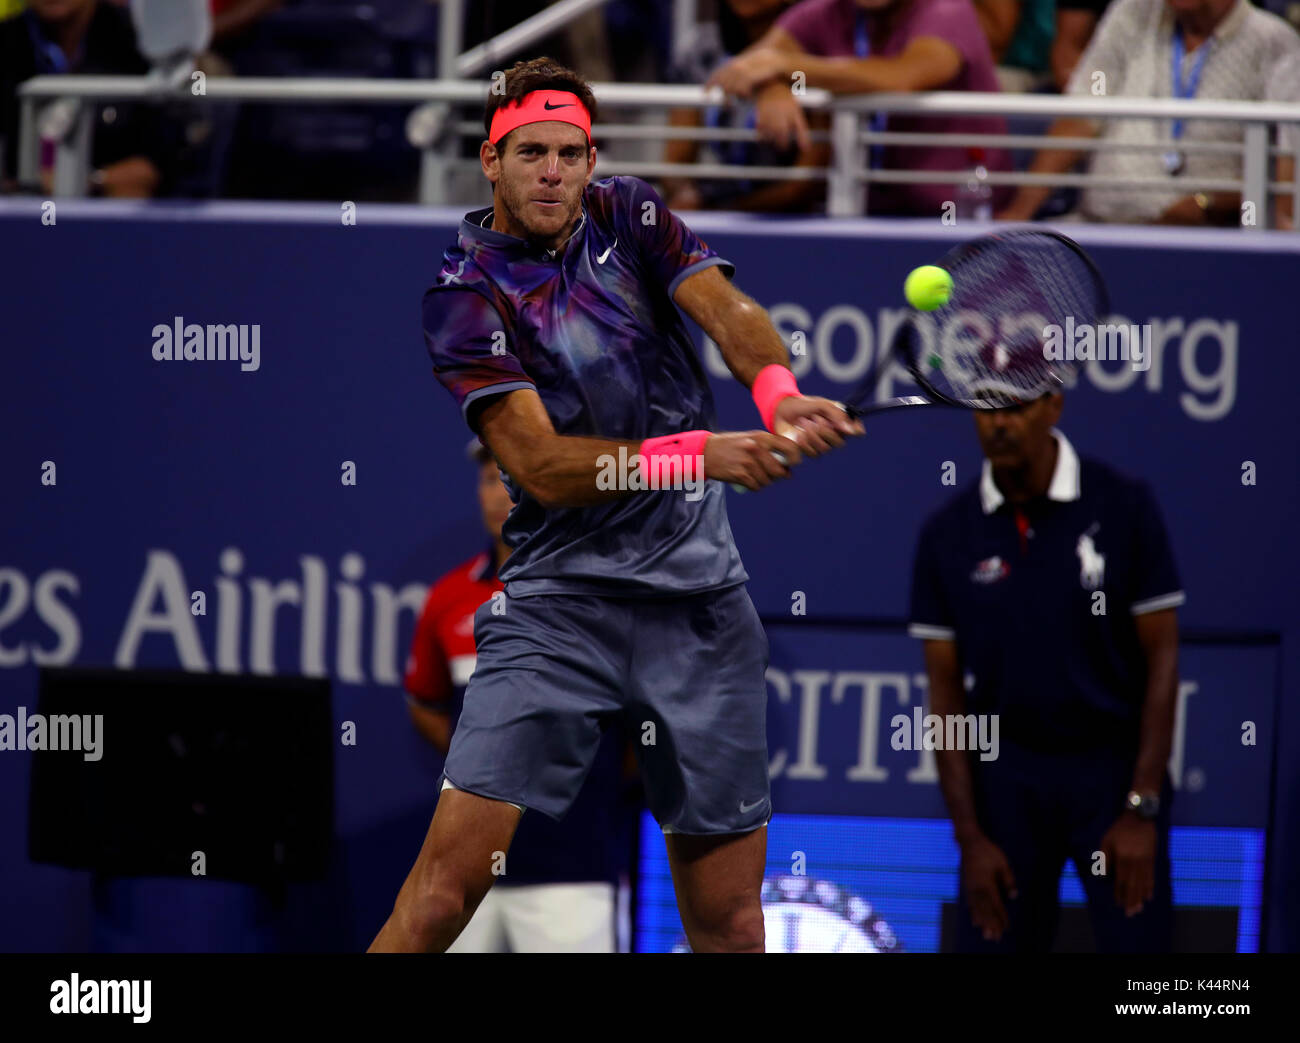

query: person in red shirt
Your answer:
[403,440,511,750]
[403,439,632,952]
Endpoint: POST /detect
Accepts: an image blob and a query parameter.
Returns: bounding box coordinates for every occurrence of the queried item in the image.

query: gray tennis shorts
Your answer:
[441,583,772,835]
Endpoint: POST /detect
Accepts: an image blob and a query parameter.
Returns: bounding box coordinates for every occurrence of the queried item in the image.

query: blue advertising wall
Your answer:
[638,629,1276,951]
[2,198,1297,951]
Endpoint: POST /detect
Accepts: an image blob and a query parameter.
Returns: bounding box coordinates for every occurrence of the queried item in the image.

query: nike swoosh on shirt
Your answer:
[596,239,616,264]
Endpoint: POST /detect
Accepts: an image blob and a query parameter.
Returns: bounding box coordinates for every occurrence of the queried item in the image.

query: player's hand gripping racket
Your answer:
[838,228,1109,419]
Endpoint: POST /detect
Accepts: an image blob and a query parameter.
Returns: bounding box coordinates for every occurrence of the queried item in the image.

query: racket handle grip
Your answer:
[729,450,789,494]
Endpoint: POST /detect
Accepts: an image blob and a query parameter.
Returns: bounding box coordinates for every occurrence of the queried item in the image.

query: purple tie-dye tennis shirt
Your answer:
[422,175,749,598]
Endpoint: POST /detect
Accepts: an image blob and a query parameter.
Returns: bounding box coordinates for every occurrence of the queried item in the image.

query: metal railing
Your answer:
[15,76,1300,227]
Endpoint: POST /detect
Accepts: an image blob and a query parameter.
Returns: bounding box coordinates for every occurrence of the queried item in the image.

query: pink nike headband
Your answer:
[489,89,592,146]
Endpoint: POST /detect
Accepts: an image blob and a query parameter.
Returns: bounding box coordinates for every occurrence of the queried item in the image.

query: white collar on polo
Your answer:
[979,428,1081,515]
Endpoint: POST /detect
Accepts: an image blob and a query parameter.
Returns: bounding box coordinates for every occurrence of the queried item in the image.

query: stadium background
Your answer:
[3,0,1299,954]
[2,201,1295,951]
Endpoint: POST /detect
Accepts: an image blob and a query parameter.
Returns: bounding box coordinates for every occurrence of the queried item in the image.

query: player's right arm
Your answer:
[474,388,801,507]
[425,283,801,506]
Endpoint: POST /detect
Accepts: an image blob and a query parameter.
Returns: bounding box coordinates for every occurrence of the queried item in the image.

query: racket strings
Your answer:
[906,233,1106,408]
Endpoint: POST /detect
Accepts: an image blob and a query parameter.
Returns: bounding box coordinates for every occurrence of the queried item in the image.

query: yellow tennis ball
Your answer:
[904,265,953,311]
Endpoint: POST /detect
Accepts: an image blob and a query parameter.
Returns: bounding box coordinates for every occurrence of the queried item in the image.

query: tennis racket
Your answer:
[838,228,1109,419]
[731,229,1108,491]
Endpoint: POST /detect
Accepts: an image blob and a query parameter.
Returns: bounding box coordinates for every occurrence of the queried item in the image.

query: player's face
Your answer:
[485,122,594,247]
[478,459,512,542]
[973,393,1062,470]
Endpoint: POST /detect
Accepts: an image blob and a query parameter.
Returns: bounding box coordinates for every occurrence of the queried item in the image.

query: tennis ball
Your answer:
[904,265,952,312]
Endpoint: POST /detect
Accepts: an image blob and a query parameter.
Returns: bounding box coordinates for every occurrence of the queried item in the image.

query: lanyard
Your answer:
[1170,25,1214,142]
[856,11,887,169]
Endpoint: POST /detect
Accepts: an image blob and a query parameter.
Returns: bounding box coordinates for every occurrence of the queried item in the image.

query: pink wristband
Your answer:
[751,364,801,432]
[639,430,711,487]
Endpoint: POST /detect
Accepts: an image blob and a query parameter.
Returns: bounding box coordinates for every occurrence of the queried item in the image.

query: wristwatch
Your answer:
[1125,789,1160,820]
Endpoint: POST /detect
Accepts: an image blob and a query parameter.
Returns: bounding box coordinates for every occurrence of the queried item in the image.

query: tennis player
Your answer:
[368,57,861,954]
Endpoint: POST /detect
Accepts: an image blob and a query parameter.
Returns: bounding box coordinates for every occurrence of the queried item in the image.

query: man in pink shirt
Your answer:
[709,0,1013,216]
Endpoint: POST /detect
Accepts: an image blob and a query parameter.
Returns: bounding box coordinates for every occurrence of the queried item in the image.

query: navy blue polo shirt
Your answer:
[908,430,1184,753]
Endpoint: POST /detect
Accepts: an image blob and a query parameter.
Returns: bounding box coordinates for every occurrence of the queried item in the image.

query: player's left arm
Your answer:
[672,266,863,455]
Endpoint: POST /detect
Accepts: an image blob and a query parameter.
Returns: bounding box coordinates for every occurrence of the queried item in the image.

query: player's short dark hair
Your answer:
[483,57,597,153]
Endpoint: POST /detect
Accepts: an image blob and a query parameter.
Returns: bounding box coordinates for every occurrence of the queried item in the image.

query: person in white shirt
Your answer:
[998,0,1300,225]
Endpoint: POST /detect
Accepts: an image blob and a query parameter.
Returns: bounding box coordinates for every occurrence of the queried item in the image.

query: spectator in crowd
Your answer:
[182,2,282,199]
[1266,49,1299,229]
[464,0,615,83]
[402,440,634,952]
[1052,0,1113,90]
[974,0,1056,91]
[209,0,280,58]
[707,0,1015,217]
[95,0,244,199]
[661,0,831,213]
[910,393,1185,952]
[0,0,179,196]
[998,0,1300,225]
[603,0,667,82]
